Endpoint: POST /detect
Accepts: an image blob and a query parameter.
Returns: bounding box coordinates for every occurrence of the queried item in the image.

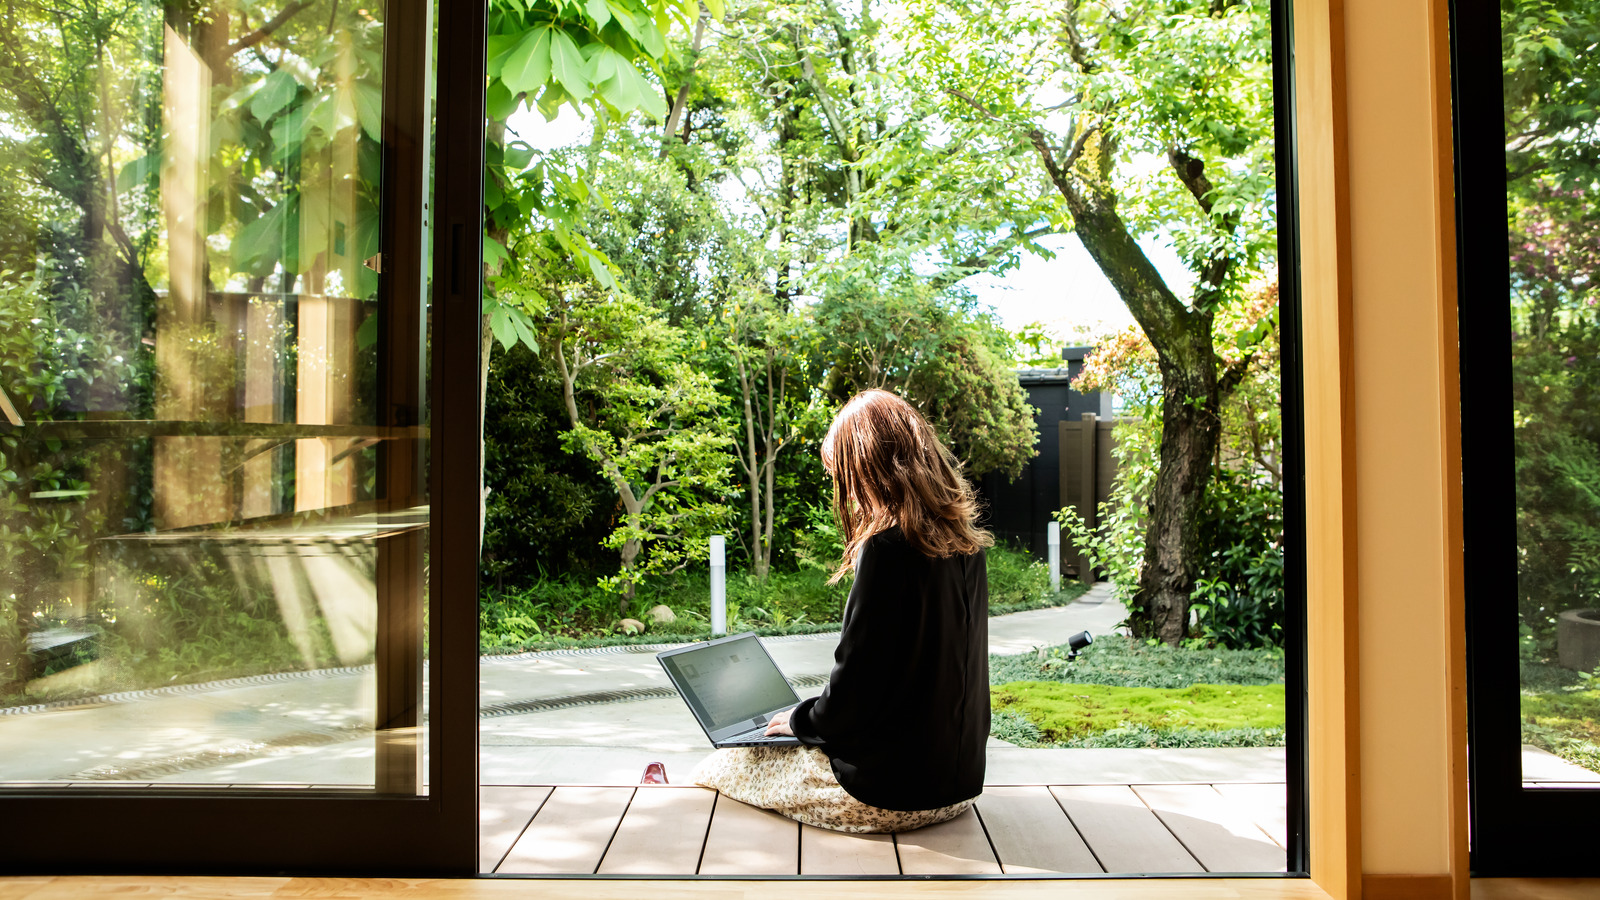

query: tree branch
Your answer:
[229,2,315,56]
[1166,146,1242,303]
[928,224,1061,291]
[660,7,710,156]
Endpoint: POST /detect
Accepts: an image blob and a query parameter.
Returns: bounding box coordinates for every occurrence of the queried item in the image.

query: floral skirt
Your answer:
[690,745,974,834]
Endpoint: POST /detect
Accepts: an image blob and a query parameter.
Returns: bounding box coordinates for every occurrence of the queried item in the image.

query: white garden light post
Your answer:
[710,535,727,635]
[1047,521,1061,594]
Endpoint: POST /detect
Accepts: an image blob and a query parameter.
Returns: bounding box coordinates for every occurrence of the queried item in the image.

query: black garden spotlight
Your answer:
[1064,630,1094,660]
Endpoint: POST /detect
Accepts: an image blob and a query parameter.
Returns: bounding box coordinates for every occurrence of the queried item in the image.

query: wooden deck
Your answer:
[481,783,1288,876]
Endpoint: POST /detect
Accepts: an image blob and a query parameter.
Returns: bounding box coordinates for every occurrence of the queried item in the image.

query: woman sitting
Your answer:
[692,389,992,833]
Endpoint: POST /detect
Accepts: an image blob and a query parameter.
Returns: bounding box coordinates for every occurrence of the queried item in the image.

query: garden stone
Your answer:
[1558,609,1600,672]
[618,618,646,635]
[647,605,676,626]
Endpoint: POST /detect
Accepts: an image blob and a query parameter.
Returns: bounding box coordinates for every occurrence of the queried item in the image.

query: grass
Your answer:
[479,544,1086,653]
[990,709,1286,749]
[992,681,1286,740]
[1515,656,1600,775]
[986,634,1288,750]
[1519,669,1600,774]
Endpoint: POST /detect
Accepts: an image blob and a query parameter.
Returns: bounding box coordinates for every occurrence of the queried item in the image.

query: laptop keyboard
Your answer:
[726,725,786,743]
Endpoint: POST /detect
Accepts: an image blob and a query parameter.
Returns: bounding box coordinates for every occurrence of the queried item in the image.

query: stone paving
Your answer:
[0,584,1313,787]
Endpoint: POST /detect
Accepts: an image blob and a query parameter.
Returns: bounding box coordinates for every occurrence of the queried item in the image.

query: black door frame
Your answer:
[1454,0,1600,876]
[0,0,1310,878]
[483,0,1311,883]
[0,0,486,875]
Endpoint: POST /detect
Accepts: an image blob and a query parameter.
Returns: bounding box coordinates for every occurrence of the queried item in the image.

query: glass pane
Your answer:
[0,0,429,792]
[1506,2,1600,787]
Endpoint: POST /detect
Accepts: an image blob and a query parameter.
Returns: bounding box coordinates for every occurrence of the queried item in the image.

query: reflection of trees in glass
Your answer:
[1504,1,1600,645]
[0,1,389,697]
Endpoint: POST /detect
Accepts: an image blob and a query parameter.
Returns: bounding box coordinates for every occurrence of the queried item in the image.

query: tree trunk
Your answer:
[618,532,641,613]
[1031,128,1227,644]
[734,352,766,579]
[1138,339,1224,642]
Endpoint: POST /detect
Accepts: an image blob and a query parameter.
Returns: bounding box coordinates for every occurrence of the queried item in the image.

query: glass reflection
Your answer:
[1505,1,1600,786]
[0,0,426,791]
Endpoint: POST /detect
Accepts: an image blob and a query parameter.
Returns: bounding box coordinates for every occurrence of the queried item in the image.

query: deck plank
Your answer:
[478,786,553,873]
[1050,785,1202,874]
[498,786,635,875]
[696,795,799,875]
[1212,783,1289,847]
[893,808,1001,875]
[976,786,1102,874]
[595,786,716,875]
[1133,785,1286,873]
[799,825,899,875]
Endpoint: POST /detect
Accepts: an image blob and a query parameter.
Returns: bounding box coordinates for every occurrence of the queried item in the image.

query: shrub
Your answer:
[1190,469,1285,649]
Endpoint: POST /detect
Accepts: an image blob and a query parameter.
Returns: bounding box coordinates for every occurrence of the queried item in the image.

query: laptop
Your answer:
[658,632,803,748]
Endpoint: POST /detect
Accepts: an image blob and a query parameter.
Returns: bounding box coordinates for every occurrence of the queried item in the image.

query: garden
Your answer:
[1500,0,1600,776]
[0,0,1298,752]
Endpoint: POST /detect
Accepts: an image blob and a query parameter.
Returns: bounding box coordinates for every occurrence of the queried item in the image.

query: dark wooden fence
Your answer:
[975,352,1120,582]
[1059,413,1122,584]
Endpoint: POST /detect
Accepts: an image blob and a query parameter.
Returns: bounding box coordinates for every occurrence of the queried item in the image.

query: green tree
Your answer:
[722,288,829,579]
[812,274,1039,480]
[1500,0,1600,645]
[545,282,734,611]
[911,0,1279,643]
[477,0,713,544]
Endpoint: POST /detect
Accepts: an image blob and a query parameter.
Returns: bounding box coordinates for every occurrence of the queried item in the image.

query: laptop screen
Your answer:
[661,636,799,733]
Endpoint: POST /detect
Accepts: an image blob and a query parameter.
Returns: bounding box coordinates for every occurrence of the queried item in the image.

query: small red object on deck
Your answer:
[640,762,669,784]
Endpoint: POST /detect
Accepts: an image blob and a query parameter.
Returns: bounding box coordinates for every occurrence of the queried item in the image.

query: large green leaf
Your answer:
[486,32,522,78]
[235,199,291,278]
[550,29,592,101]
[503,140,537,170]
[487,80,520,120]
[250,70,300,122]
[501,25,556,96]
[115,151,159,194]
[633,65,666,119]
[484,234,510,271]
[354,81,384,140]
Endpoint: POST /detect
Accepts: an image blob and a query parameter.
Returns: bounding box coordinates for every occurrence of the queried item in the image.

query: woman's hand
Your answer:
[765,708,795,736]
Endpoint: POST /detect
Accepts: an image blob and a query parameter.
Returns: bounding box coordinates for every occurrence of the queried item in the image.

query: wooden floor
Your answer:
[481,783,1289,876]
[6,875,1600,899]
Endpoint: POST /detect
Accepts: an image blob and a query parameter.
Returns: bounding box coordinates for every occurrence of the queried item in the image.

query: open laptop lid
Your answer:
[657,632,801,744]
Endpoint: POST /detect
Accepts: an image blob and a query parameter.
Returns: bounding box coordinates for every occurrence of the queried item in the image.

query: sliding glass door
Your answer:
[1457,0,1600,875]
[0,0,484,872]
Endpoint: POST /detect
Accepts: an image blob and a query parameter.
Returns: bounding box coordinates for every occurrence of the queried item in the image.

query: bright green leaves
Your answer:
[586,45,668,119]
[250,69,300,121]
[499,24,557,95]
[353,82,384,140]
[486,0,705,122]
[550,288,734,603]
[549,28,591,102]
[485,295,541,352]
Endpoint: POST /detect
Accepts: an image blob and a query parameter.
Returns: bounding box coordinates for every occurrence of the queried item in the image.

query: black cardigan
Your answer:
[789,526,989,811]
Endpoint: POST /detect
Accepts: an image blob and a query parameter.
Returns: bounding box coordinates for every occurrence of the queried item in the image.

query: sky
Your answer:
[507,108,1199,343]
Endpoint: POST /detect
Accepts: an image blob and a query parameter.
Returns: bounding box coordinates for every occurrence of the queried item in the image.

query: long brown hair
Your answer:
[822,389,993,583]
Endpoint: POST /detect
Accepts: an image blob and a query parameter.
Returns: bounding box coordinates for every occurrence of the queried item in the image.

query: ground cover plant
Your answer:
[480,543,1083,652]
[987,634,1286,749]
[992,682,1284,741]
[1518,656,1600,775]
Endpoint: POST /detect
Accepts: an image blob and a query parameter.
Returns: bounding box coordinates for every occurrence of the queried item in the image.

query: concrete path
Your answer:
[0,584,1288,787]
